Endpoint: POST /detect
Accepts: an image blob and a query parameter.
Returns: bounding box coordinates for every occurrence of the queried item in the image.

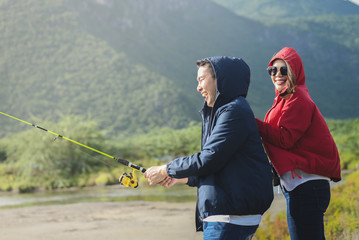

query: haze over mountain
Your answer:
[1,0,358,137]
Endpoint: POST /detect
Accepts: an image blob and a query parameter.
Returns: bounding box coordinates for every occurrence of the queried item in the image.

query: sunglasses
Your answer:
[267,66,288,76]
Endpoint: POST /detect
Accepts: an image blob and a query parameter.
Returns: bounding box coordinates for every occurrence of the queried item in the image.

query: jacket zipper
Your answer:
[207,107,214,139]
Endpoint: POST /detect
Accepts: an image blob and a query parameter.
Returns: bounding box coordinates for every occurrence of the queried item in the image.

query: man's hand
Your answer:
[144,165,168,185]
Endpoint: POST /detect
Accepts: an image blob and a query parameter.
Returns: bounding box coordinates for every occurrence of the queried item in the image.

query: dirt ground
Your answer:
[0,195,285,240]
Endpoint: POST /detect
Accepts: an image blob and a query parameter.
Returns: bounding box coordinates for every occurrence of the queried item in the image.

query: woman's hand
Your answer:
[159,177,189,188]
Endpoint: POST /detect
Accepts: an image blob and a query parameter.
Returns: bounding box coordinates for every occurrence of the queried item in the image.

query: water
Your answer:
[0,185,287,209]
[0,184,197,209]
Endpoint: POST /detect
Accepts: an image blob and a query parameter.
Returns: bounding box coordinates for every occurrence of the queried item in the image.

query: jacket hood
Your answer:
[207,56,250,107]
[269,47,306,86]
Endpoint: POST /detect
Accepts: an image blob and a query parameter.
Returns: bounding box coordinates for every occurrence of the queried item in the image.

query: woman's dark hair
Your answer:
[280,60,296,98]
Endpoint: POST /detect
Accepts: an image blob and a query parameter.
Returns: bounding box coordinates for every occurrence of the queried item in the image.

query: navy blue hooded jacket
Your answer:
[166,56,273,231]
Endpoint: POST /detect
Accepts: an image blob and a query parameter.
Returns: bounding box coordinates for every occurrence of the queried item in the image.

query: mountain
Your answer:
[0,0,358,137]
[211,0,359,19]
[210,0,359,117]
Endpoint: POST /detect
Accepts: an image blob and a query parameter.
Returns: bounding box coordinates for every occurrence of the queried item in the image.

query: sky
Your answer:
[349,0,359,6]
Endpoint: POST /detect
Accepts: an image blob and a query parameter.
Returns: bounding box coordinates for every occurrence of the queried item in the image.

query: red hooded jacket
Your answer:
[256,47,341,182]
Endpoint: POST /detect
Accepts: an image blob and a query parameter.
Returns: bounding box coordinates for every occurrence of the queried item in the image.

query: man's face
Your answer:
[197,66,217,107]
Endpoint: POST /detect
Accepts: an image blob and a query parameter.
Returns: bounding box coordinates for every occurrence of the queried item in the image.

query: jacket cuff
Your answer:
[166,161,176,178]
[186,176,198,187]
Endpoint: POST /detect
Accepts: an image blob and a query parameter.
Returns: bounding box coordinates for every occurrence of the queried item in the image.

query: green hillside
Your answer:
[0,0,196,136]
[1,0,358,137]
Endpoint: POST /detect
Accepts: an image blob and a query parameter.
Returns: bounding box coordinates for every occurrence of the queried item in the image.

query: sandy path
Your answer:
[0,194,285,240]
[0,201,201,240]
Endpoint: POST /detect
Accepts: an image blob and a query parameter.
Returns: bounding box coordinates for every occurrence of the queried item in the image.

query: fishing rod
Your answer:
[0,111,146,188]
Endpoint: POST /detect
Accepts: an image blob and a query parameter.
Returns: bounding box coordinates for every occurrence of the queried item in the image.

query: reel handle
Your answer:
[116,158,146,173]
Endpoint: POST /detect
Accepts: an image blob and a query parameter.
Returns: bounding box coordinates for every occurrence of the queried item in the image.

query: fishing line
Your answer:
[60,138,118,170]
[0,111,146,188]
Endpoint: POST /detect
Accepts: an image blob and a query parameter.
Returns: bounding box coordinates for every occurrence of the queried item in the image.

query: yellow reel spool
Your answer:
[119,170,139,188]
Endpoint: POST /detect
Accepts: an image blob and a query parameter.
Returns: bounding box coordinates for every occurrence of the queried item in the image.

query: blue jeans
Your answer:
[282,180,330,240]
[203,222,258,240]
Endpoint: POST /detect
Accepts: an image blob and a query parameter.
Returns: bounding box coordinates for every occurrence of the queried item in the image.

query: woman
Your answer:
[256,47,341,240]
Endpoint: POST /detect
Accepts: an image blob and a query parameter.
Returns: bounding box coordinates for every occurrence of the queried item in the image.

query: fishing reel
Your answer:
[119,170,139,188]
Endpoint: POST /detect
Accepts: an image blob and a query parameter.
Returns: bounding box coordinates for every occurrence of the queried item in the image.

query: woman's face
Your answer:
[271,59,288,93]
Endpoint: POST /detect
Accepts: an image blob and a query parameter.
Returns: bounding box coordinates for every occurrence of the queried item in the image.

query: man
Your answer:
[144,57,273,239]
